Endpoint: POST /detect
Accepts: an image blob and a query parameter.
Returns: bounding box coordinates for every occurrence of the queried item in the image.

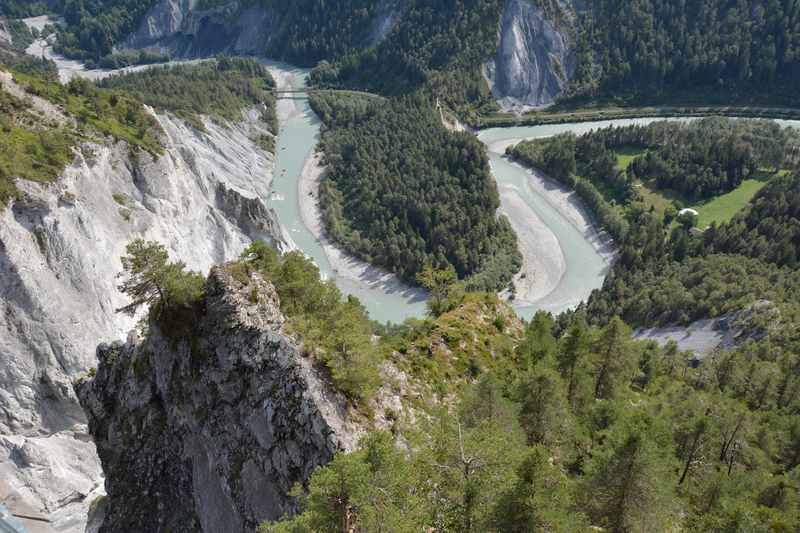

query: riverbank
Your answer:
[297,150,427,303]
[481,134,615,315]
[487,138,617,258]
[496,185,566,306]
[475,104,800,129]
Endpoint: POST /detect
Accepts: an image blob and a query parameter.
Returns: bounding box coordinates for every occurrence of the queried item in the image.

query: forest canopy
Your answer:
[568,0,800,106]
[507,118,799,244]
[310,91,520,292]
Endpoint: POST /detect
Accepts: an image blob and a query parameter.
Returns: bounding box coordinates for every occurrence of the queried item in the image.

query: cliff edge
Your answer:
[76,267,357,532]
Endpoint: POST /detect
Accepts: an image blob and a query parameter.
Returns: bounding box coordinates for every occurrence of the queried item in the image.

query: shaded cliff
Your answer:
[484,0,577,111]
[76,267,358,532]
[124,0,402,62]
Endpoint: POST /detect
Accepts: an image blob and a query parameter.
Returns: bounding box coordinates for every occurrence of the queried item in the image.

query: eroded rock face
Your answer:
[125,0,277,58]
[77,268,355,532]
[0,20,11,47]
[124,0,401,59]
[0,107,288,530]
[484,0,577,112]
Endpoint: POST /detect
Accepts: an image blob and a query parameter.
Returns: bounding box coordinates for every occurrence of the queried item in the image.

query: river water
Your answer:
[27,29,797,324]
[267,75,800,323]
[264,65,428,324]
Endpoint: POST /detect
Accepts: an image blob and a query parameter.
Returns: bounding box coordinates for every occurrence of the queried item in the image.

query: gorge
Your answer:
[2,1,800,531]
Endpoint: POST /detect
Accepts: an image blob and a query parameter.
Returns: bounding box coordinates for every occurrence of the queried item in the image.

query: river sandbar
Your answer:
[297,151,427,301]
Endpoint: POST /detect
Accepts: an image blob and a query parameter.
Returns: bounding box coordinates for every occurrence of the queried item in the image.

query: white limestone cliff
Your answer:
[484,0,577,112]
[0,102,287,531]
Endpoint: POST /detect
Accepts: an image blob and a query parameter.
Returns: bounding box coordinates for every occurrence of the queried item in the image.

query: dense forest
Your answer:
[262,293,800,532]
[5,1,800,110]
[568,0,800,105]
[702,173,800,268]
[53,0,159,61]
[587,172,800,326]
[310,91,520,292]
[309,0,504,117]
[99,57,277,132]
[259,0,380,65]
[0,1,51,18]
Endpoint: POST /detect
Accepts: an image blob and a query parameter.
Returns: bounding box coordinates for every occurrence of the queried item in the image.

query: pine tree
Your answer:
[582,413,678,533]
[491,446,589,533]
[591,316,636,400]
[516,311,557,370]
[515,367,573,448]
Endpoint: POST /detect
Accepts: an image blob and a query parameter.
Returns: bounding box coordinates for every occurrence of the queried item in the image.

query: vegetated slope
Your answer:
[0,0,51,18]
[99,57,278,132]
[310,91,521,292]
[0,45,161,205]
[53,0,160,60]
[258,0,384,64]
[567,0,800,106]
[10,0,800,111]
[310,0,505,117]
[305,0,800,111]
[265,304,800,531]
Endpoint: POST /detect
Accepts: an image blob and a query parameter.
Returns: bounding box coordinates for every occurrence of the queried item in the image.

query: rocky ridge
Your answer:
[76,267,359,532]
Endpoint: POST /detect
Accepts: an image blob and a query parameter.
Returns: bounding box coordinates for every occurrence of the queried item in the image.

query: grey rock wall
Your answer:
[76,268,357,532]
[484,0,577,112]
[124,0,275,58]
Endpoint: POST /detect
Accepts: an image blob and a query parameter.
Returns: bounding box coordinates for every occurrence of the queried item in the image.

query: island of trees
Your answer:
[309,91,521,293]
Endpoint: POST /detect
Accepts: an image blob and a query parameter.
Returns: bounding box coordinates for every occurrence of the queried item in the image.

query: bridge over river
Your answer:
[272,88,385,100]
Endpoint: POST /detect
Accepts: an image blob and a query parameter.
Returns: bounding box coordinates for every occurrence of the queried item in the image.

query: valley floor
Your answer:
[267,64,427,316]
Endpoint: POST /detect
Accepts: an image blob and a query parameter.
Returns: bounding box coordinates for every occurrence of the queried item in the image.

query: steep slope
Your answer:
[0,62,288,529]
[124,0,277,58]
[76,267,360,532]
[123,0,579,112]
[484,0,576,112]
[123,0,403,62]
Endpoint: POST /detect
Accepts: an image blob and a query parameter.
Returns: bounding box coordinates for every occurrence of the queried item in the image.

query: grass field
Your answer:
[689,174,777,228]
[611,147,777,226]
[615,146,646,171]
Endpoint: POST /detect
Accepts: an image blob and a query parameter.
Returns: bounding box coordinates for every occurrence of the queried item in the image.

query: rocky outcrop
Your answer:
[124,0,276,58]
[124,0,401,60]
[0,20,11,47]
[634,301,778,362]
[484,0,577,112]
[76,267,358,532]
[0,103,288,530]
